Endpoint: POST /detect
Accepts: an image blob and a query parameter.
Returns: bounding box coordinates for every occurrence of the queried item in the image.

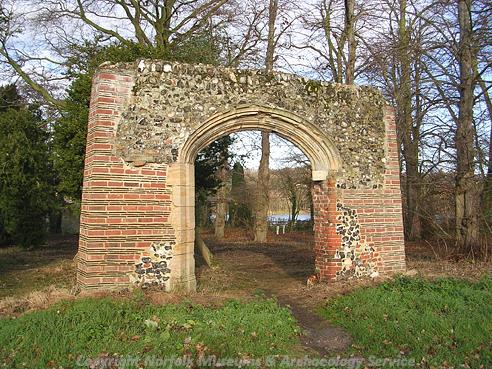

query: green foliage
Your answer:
[51,74,91,200]
[231,161,246,186]
[321,275,492,368]
[0,86,51,247]
[67,31,222,77]
[195,136,234,194]
[195,188,211,227]
[0,84,21,112]
[195,136,234,227]
[0,297,299,368]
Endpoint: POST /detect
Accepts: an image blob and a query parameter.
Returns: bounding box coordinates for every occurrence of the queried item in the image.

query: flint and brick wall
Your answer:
[339,108,405,276]
[78,72,179,289]
[77,60,406,291]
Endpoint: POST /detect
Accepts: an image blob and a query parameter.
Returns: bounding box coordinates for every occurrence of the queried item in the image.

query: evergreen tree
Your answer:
[52,74,92,200]
[195,137,234,192]
[0,85,51,247]
[195,136,234,226]
[228,162,252,226]
[0,84,21,111]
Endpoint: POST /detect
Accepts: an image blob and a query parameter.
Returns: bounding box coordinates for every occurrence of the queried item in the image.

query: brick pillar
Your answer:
[312,178,340,280]
[337,106,406,277]
[379,106,406,273]
[78,71,177,290]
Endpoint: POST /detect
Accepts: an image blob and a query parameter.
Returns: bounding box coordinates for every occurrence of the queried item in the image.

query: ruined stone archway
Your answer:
[169,106,341,290]
[77,60,406,291]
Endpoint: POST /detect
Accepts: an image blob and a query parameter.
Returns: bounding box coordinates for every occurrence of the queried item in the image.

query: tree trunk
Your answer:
[476,75,492,224]
[253,0,276,242]
[398,0,422,240]
[344,0,356,84]
[455,0,480,250]
[408,59,424,240]
[291,195,297,224]
[215,167,228,238]
[265,0,278,72]
[254,132,270,242]
[290,192,298,228]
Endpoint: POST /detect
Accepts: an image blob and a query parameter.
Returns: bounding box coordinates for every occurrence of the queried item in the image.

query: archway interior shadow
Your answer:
[194,233,316,286]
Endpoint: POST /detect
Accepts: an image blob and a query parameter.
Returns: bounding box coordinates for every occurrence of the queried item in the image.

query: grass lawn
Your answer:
[0,294,300,369]
[0,237,77,298]
[321,275,492,369]
[1,249,491,369]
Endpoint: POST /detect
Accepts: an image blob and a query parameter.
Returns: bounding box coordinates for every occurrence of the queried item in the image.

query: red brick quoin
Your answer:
[77,62,406,291]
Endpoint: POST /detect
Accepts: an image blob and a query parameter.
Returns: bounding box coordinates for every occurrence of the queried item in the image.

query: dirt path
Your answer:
[272,294,352,355]
[197,233,353,355]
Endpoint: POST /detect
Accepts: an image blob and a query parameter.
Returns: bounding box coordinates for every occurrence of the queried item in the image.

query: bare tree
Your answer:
[0,1,66,107]
[410,0,490,248]
[477,72,492,224]
[395,0,429,240]
[273,166,310,226]
[360,0,491,245]
[473,0,492,225]
[293,0,368,83]
[254,131,270,241]
[0,0,232,106]
[214,165,229,238]
[455,0,480,248]
[32,0,230,50]
[253,0,277,242]
[344,0,356,84]
[220,0,266,68]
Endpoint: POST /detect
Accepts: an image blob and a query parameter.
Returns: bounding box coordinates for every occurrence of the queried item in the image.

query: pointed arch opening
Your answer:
[167,105,342,290]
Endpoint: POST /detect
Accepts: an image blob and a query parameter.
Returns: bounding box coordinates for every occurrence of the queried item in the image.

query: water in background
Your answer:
[268,214,311,223]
